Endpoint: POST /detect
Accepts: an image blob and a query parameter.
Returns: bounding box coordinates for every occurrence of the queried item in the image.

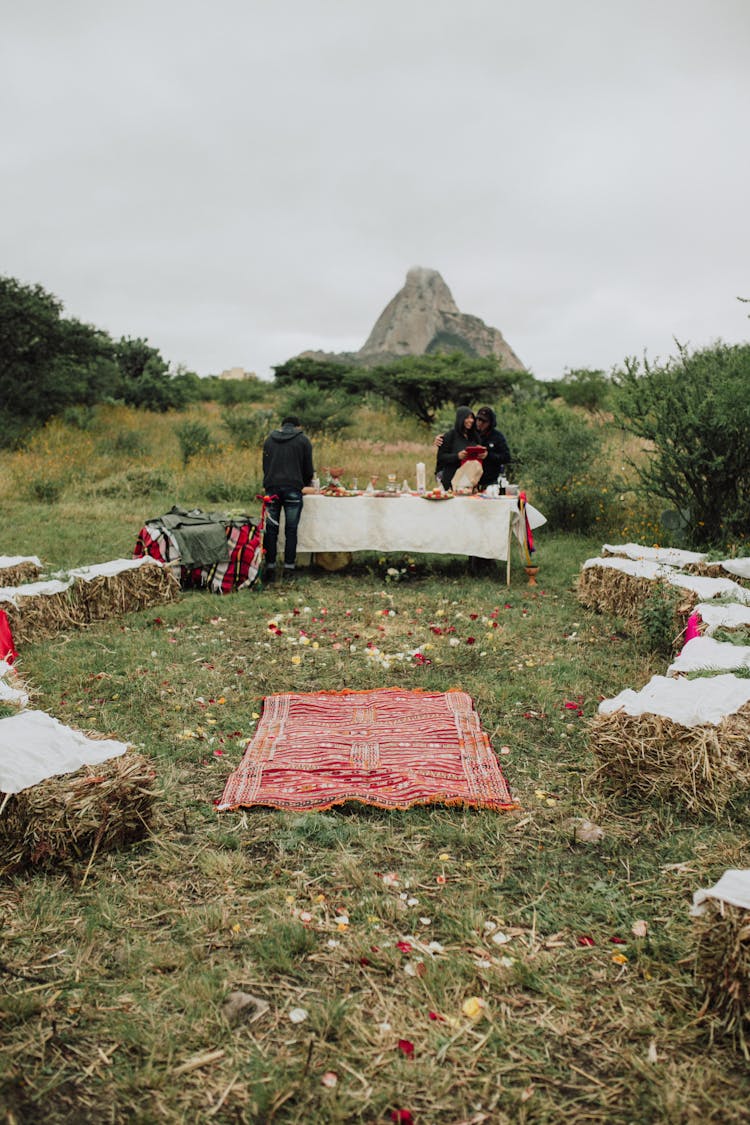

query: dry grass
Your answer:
[2,565,180,646]
[2,586,83,646]
[0,562,41,587]
[576,566,699,644]
[694,897,750,1058]
[589,704,750,814]
[74,563,181,623]
[0,750,157,878]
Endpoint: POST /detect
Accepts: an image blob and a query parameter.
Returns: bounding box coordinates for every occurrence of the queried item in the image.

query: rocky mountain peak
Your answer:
[298,267,525,371]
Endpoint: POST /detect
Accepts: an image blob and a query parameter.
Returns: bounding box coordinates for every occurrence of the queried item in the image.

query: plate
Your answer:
[421,493,453,501]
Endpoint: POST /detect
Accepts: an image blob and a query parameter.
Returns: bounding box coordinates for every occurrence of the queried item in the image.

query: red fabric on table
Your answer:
[218,687,516,813]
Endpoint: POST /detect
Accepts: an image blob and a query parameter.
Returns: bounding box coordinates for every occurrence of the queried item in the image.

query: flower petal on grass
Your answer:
[461,996,486,1021]
[397,1039,415,1058]
[288,1007,308,1023]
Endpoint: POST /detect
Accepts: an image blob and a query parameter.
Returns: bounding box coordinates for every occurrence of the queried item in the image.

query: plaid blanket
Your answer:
[134,511,263,593]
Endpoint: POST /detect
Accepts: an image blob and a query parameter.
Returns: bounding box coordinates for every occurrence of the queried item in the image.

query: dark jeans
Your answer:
[264,489,303,568]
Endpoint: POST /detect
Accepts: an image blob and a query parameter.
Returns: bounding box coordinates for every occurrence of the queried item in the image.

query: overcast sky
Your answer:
[2,0,748,380]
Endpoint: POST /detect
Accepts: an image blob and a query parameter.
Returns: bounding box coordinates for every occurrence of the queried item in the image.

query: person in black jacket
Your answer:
[435,406,484,492]
[474,406,511,490]
[262,415,315,579]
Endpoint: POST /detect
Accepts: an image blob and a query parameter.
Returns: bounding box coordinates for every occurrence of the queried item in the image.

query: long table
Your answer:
[290,494,546,584]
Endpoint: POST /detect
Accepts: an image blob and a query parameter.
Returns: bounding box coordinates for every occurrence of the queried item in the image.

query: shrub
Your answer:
[109,430,148,457]
[60,405,95,430]
[501,402,612,533]
[203,477,254,504]
[92,468,174,499]
[175,421,218,466]
[221,408,274,449]
[27,477,64,503]
[614,342,750,547]
[551,368,612,413]
[639,582,680,656]
[278,385,353,437]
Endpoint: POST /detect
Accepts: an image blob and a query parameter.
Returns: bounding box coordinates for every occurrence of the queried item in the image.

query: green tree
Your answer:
[273,353,534,425]
[114,336,195,411]
[0,275,117,437]
[550,368,612,413]
[613,341,750,546]
[503,400,608,532]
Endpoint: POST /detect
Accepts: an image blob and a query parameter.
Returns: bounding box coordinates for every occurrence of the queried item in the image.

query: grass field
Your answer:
[1,407,749,1123]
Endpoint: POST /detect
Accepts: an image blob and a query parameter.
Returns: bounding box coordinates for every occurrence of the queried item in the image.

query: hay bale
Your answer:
[692,873,750,1056]
[577,557,673,623]
[0,561,41,587]
[0,579,82,646]
[0,750,157,877]
[70,558,181,622]
[0,561,180,645]
[590,675,750,813]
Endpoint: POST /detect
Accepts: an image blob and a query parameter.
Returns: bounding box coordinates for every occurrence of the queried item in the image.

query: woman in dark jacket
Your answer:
[435,406,480,492]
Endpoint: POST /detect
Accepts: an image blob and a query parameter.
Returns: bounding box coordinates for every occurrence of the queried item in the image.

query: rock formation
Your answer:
[300,267,526,370]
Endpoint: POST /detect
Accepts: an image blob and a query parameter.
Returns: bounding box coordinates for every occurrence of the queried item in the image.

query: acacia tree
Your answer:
[613,341,750,546]
[273,353,532,424]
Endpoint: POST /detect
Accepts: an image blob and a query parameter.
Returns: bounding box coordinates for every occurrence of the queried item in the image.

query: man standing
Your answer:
[474,406,511,490]
[262,415,315,580]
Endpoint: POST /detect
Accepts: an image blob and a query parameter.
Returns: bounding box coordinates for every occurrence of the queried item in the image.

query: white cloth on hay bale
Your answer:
[0,710,128,794]
[598,673,750,728]
[602,543,706,567]
[0,577,74,607]
[666,572,750,604]
[582,557,675,579]
[721,558,750,581]
[0,555,43,569]
[695,602,750,634]
[64,557,166,582]
[668,635,750,676]
[691,869,750,915]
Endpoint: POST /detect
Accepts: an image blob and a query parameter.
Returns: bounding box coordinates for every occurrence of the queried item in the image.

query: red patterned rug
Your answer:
[217,688,515,813]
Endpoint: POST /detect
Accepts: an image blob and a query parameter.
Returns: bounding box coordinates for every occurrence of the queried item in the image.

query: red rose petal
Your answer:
[397,1039,415,1058]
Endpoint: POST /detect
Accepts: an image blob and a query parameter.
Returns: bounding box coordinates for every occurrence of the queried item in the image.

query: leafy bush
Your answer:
[27,477,64,503]
[222,408,274,449]
[639,582,680,656]
[60,405,95,430]
[203,476,255,503]
[550,369,612,413]
[93,468,174,498]
[614,342,750,547]
[109,429,148,457]
[175,421,218,466]
[278,385,353,437]
[501,402,612,533]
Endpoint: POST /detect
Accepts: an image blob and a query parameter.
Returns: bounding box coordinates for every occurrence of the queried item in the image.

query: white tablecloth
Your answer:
[294,494,545,561]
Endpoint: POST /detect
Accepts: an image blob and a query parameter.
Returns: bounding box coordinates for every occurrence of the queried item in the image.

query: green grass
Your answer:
[1,409,749,1122]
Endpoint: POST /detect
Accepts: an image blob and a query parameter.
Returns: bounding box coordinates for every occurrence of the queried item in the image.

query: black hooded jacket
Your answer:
[262,423,314,492]
[476,407,511,489]
[435,406,479,491]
